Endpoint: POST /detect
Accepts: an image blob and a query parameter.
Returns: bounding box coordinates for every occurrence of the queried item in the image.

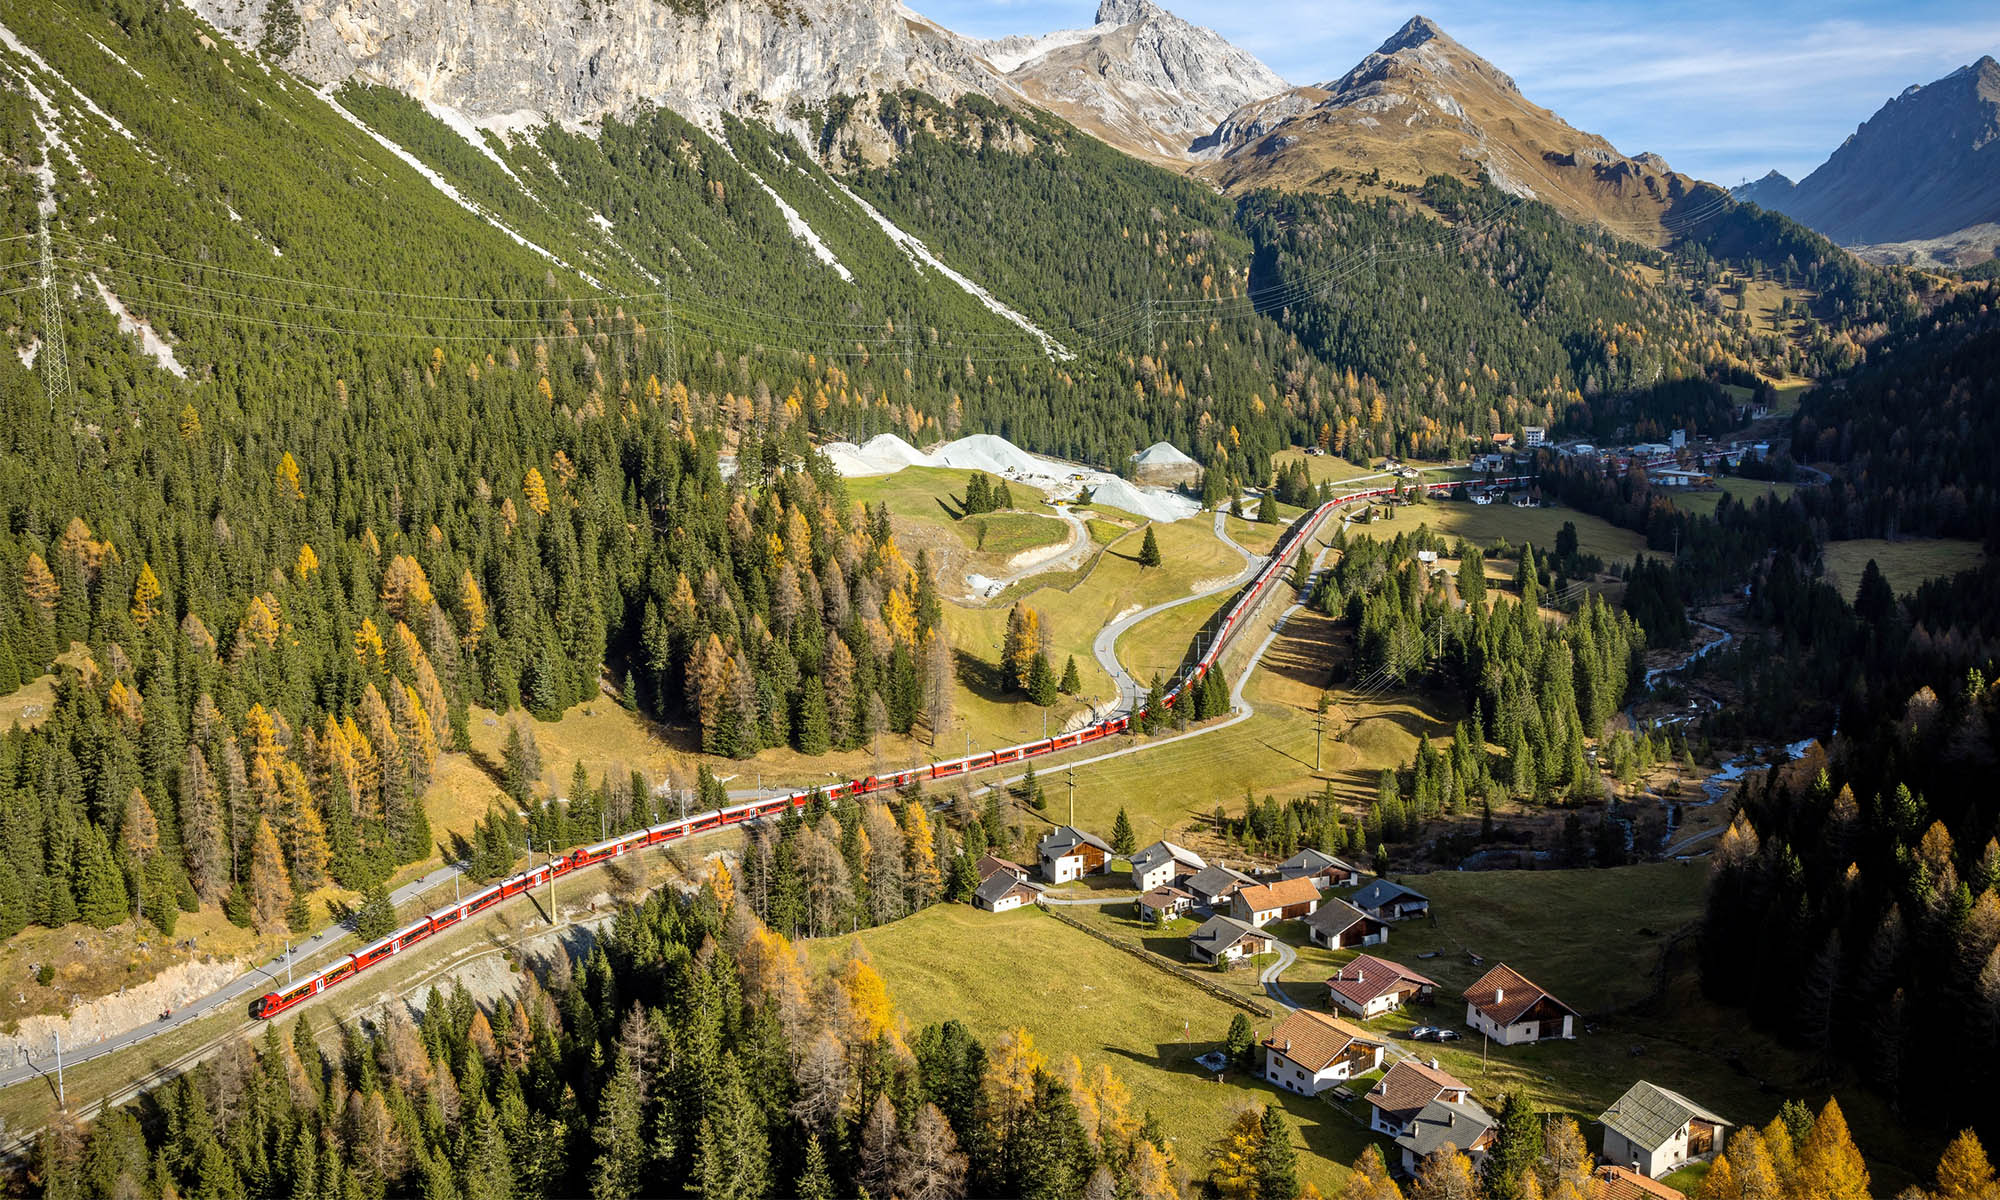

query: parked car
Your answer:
[1433,1029,1463,1042]
[1408,1026,1439,1041]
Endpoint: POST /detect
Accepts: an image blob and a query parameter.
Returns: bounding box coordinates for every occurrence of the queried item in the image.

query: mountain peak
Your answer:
[1378,15,1447,54]
[1095,0,1164,26]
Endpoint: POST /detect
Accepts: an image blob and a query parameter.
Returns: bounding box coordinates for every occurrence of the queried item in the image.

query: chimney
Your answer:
[1447,1111,1456,1128]
[1494,987,1503,1003]
[1429,1057,1440,1070]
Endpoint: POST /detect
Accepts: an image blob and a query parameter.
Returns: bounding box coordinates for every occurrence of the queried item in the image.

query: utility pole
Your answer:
[36,218,73,418]
[1067,767,1076,826]
[53,1032,63,1110]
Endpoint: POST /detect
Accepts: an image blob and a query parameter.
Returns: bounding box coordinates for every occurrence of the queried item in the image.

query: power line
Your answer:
[36,219,73,418]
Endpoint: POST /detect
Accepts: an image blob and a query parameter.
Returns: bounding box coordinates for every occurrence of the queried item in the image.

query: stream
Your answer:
[1636,612,1820,855]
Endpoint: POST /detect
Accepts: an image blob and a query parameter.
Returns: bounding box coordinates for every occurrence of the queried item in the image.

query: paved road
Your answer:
[967,503,1092,599]
[1092,509,1264,713]
[9,496,1346,1103]
[1261,938,1301,1010]
[0,857,470,1088]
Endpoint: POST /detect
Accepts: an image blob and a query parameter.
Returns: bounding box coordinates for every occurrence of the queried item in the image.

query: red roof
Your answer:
[1365,1058,1468,1122]
[1462,962,1575,1027]
[1325,953,1437,1008]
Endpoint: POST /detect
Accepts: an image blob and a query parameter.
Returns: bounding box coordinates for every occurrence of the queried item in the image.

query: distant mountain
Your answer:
[1730,56,2000,248]
[1194,15,1728,243]
[975,0,1287,162]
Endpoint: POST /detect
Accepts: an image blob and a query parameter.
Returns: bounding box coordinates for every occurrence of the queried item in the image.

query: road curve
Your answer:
[1092,510,1263,714]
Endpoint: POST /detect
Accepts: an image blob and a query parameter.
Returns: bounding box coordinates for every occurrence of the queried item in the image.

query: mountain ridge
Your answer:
[1730,55,2000,253]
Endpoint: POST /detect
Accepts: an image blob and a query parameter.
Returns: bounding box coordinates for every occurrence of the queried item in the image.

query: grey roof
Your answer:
[1303,897,1376,935]
[1353,878,1429,909]
[1188,915,1266,956]
[1038,825,1111,858]
[1598,1082,1732,1152]
[1186,864,1256,897]
[1394,1097,1496,1160]
[975,872,1042,906]
[1281,848,1360,877]
[1132,840,1206,875]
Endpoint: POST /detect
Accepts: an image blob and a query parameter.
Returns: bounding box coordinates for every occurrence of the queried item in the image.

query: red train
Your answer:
[250,474,1526,1019]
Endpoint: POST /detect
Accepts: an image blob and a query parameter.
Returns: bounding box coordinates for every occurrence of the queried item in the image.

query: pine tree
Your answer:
[1139,525,1162,568]
[1028,653,1058,707]
[1111,809,1136,856]
[1059,655,1081,695]
[796,682,831,755]
[74,824,129,929]
[1225,1013,1256,1069]
[1483,1092,1542,1200]
[1257,1105,1300,1200]
[590,1051,646,1200]
[796,1135,836,1200]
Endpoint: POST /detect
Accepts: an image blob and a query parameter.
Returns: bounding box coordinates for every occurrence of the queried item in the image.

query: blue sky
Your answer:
[915,0,2000,184]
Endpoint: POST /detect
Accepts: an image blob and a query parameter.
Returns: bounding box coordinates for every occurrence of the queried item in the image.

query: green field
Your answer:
[846,466,1060,525]
[1669,477,1796,520]
[912,863,1924,1192]
[801,904,1360,1194]
[1350,501,1647,567]
[943,516,1243,709]
[1271,447,1383,486]
[957,510,1069,557]
[1821,538,1985,599]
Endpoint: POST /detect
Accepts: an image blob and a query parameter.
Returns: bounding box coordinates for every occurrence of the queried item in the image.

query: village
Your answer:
[971,826,1731,1198]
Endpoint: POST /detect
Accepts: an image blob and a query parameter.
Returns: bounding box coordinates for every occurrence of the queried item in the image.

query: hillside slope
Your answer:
[1196,16,1731,245]
[1730,56,2000,249]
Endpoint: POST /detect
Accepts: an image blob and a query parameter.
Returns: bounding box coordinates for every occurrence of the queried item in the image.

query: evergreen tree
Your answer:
[1028,653,1059,707]
[1224,1012,1256,1069]
[74,825,129,930]
[1139,526,1162,568]
[1256,1105,1300,1200]
[1111,809,1136,856]
[1483,1092,1543,1200]
[1058,656,1081,695]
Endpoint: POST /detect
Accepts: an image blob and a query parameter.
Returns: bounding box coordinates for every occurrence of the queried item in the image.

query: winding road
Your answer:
[1092,509,1266,712]
[3,492,1354,1117]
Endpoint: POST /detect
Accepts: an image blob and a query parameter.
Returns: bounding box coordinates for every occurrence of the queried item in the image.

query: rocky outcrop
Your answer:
[186,0,1010,140]
[1193,15,1727,243]
[1732,56,2000,246]
[977,0,1287,161]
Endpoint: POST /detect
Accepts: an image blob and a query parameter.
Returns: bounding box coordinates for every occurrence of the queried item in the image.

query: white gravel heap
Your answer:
[819,433,1200,524]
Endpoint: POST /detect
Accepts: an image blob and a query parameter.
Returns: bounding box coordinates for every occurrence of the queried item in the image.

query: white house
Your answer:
[1303,899,1389,950]
[972,871,1043,913]
[1522,426,1545,448]
[1229,877,1322,927]
[1463,963,1578,1044]
[1277,848,1362,889]
[1366,1057,1470,1136]
[1325,953,1436,1019]
[1185,864,1257,910]
[1129,840,1206,892]
[1037,826,1112,884]
[1261,1010,1383,1096]
[1598,1081,1732,1179]
[1187,915,1271,965]
[1136,885,1194,924]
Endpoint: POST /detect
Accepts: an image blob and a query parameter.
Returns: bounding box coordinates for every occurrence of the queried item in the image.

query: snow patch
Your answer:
[90,274,188,378]
[0,20,143,149]
[825,176,1070,359]
[89,35,140,77]
[422,99,527,187]
[315,86,597,285]
[975,20,1112,73]
[743,168,853,282]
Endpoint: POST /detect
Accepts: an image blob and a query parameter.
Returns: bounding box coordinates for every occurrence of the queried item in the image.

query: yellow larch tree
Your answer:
[107,679,144,726]
[22,552,58,617]
[523,467,551,517]
[459,570,488,649]
[246,818,293,932]
[294,543,320,579]
[276,451,304,501]
[1936,1128,1996,1200]
[1207,1106,1264,1200]
[901,800,940,909]
[354,617,386,673]
[124,565,165,637]
[1795,1098,1869,1200]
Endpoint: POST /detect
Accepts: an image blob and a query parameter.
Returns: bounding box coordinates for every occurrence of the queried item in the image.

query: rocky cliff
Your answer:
[979,0,1287,162]
[187,0,1009,146]
[1731,56,2000,247]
